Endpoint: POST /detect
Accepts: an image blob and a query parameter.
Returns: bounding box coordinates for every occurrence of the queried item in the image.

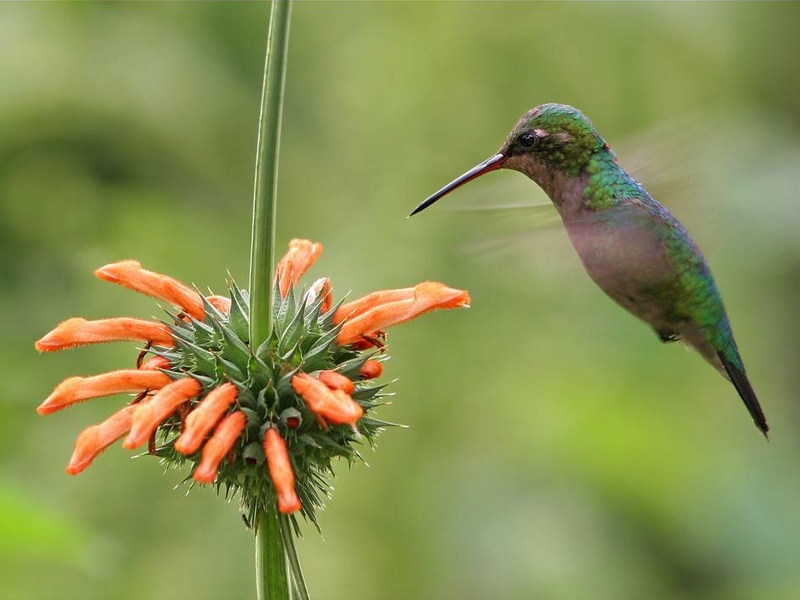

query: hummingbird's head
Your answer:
[410,103,610,216]
[500,103,607,179]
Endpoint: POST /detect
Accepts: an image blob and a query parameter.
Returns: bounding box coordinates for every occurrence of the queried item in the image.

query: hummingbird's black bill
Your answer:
[409,153,505,216]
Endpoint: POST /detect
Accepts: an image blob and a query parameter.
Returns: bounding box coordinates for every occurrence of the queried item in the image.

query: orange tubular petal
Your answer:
[333,288,415,324]
[38,369,172,415]
[207,295,231,314]
[35,317,175,352]
[140,356,171,371]
[192,411,247,484]
[291,373,363,426]
[95,261,205,321]
[174,383,239,455]
[331,389,363,424]
[318,370,355,394]
[123,378,202,449]
[276,239,323,297]
[359,359,383,380]
[66,404,139,475]
[336,282,470,346]
[264,428,301,514]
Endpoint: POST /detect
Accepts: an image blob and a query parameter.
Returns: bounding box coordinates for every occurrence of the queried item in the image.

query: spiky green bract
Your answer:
[148,280,393,531]
[502,103,606,176]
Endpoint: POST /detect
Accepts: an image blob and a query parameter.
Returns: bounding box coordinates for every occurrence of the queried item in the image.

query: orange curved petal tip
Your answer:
[192,411,247,484]
[291,373,363,426]
[38,369,171,415]
[206,295,231,314]
[175,382,239,455]
[359,359,383,380]
[66,404,138,475]
[335,282,470,346]
[318,370,355,395]
[95,261,205,321]
[35,317,175,352]
[123,378,202,449]
[264,428,301,514]
[276,239,323,297]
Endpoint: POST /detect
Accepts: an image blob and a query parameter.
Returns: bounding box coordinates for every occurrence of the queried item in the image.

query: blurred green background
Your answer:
[2,2,799,599]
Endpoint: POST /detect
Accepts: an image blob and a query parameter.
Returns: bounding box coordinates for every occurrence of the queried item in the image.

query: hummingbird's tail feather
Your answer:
[718,351,769,438]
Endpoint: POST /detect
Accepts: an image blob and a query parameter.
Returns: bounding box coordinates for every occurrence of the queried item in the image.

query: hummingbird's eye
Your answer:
[518,131,538,149]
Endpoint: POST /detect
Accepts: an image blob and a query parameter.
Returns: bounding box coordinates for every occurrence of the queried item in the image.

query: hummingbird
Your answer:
[410,103,768,436]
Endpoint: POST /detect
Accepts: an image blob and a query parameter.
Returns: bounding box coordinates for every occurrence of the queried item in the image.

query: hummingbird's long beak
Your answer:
[409,153,505,216]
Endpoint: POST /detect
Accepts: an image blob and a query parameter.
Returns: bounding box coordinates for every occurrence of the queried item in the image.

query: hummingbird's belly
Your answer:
[564,211,678,329]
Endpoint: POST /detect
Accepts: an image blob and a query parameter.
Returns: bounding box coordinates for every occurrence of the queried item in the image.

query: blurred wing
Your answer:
[615,115,702,201]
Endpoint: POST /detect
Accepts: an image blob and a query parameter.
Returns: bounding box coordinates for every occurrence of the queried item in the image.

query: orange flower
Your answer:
[193,411,247,484]
[36,239,470,524]
[318,370,355,394]
[275,238,323,297]
[35,317,175,351]
[37,369,171,415]
[66,403,142,475]
[291,372,363,426]
[35,262,252,484]
[359,359,383,380]
[95,260,205,321]
[333,287,416,322]
[174,383,239,455]
[264,428,301,514]
[334,282,470,346]
[124,378,202,449]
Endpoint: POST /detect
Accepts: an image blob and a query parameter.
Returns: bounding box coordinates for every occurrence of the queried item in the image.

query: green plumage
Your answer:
[413,103,768,436]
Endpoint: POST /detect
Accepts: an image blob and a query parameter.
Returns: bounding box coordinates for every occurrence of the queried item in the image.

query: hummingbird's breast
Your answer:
[561,203,679,329]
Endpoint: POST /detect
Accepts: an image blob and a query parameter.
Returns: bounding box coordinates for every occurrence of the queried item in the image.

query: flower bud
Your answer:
[280,407,302,429]
[264,428,301,514]
[242,441,265,465]
[359,359,383,380]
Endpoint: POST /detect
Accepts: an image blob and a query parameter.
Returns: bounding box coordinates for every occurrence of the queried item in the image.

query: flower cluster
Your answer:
[36,239,470,526]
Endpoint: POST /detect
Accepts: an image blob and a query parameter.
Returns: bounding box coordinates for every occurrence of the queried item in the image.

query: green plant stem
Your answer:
[249,0,292,348]
[256,511,291,600]
[250,1,294,600]
[279,514,310,600]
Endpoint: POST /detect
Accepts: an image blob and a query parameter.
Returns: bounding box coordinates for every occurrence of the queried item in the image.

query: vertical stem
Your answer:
[250,2,293,600]
[279,514,310,600]
[249,0,293,348]
[256,510,291,600]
